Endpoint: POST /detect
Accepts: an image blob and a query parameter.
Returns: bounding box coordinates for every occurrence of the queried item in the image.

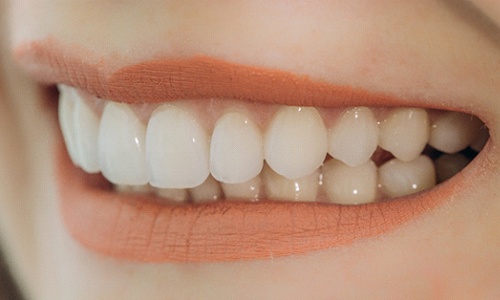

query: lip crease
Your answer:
[15,38,491,262]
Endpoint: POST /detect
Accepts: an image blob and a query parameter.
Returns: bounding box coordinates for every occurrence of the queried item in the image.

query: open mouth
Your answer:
[15,41,492,263]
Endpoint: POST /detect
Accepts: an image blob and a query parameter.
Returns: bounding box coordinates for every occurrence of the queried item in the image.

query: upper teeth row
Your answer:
[58,84,485,190]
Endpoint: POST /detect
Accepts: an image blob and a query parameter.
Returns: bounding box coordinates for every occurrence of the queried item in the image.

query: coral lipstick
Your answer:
[16,39,490,262]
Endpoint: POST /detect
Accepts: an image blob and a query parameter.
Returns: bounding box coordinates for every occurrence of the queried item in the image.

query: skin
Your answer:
[1,1,500,299]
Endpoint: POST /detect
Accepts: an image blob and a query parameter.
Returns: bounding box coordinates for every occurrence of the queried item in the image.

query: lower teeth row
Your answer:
[115,151,475,205]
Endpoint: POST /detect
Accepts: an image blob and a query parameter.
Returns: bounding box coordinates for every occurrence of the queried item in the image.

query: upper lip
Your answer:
[13,38,497,263]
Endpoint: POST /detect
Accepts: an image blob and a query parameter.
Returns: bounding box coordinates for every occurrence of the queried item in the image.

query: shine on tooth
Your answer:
[435,153,470,183]
[146,104,210,189]
[322,159,377,205]
[328,107,379,167]
[98,102,149,185]
[73,91,100,173]
[210,112,263,184]
[58,84,81,166]
[428,112,483,154]
[263,164,320,202]
[189,175,222,203]
[264,106,328,179]
[379,108,429,162]
[222,175,262,201]
[378,155,436,198]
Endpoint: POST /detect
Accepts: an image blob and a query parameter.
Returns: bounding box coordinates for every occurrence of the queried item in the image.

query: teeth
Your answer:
[265,106,327,179]
[146,105,210,189]
[155,188,189,203]
[58,85,485,204]
[322,159,377,205]
[435,153,470,182]
[73,93,100,173]
[378,155,436,198]
[210,112,264,183]
[222,175,262,201]
[189,175,222,203]
[328,107,379,167]
[428,112,483,154]
[379,108,429,162]
[98,102,149,185]
[58,85,80,166]
[263,165,319,202]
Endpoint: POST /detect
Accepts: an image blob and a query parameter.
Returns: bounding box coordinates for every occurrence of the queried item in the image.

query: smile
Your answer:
[14,40,492,262]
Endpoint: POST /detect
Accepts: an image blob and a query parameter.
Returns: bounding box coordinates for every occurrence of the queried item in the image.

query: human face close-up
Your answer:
[1,1,500,299]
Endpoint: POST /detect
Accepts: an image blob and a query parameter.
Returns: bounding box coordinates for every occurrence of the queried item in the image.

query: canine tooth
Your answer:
[58,85,80,166]
[189,176,222,203]
[379,108,429,162]
[98,102,148,185]
[222,175,261,201]
[322,159,377,205]
[328,107,379,167]
[435,154,470,183]
[210,112,263,183]
[155,187,189,203]
[73,93,100,173]
[379,155,436,198]
[147,105,210,189]
[428,112,482,154]
[263,165,319,202]
[265,106,327,179]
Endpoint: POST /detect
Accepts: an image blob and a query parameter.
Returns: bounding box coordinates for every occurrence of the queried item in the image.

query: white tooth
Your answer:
[378,155,436,198]
[470,126,489,152]
[189,175,222,203]
[265,106,327,179]
[155,187,188,203]
[222,175,261,201]
[428,112,482,154]
[435,153,470,182]
[146,105,210,189]
[322,159,377,205]
[114,184,153,195]
[328,107,379,167]
[98,102,148,185]
[58,84,80,166]
[73,93,100,173]
[210,112,263,183]
[379,108,429,162]
[263,165,319,202]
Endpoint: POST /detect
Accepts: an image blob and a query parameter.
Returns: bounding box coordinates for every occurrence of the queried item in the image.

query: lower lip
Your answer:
[56,136,473,263]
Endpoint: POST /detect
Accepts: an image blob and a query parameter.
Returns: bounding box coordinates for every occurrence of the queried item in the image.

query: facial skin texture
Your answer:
[1,1,500,299]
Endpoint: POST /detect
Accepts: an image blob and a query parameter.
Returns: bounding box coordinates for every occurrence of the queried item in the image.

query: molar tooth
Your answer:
[155,187,189,203]
[322,159,377,205]
[210,112,263,184]
[58,84,80,166]
[98,102,149,185]
[73,92,100,173]
[378,155,436,198]
[189,175,222,203]
[265,106,327,179]
[146,105,210,189]
[328,107,379,167]
[263,165,319,202]
[379,108,429,162]
[222,175,262,201]
[428,112,483,154]
[435,153,470,183]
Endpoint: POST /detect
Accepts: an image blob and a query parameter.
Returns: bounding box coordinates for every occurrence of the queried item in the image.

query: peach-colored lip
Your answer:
[17,39,487,262]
